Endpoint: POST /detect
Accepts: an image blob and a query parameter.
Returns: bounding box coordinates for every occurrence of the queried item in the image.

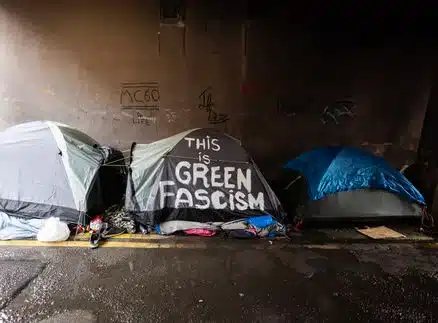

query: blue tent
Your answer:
[284,147,425,204]
[283,147,425,220]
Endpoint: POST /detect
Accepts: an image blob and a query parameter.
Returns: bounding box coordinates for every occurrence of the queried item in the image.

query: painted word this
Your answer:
[183,135,220,165]
[158,136,265,211]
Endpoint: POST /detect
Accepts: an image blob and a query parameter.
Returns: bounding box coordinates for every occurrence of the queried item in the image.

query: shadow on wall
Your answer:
[236,2,433,172]
[0,1,175,145]
[0,0,247,147]
[0,1,433,176]
[240,47,431,172]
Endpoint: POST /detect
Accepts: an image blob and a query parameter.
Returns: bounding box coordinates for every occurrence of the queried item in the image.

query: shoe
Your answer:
[89,231,101,249]
[101,227,126,238]
[89,219,106,249]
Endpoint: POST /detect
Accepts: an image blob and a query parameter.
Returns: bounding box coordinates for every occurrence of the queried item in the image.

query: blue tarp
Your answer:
[284,146,425,205]
[245,215,277,228]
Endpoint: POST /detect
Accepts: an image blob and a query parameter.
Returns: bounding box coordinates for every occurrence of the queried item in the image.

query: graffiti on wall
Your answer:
[120,82,160,126]
[133,111,157,126]
[165,109,177,123]
[120,82,160,110]
[198,87,229,124]
[321,100,356,124]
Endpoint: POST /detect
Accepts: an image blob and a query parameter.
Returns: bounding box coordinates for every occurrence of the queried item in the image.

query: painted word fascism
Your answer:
[159,161,265,211]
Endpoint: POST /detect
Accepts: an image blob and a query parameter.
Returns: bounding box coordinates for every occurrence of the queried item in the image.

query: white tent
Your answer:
[0,121,106,224]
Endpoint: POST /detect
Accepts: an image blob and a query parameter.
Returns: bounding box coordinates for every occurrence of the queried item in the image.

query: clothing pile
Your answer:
[104,205,136,234]
[221,216,285,238]
[154,215,285,238]
[88,205,136,249]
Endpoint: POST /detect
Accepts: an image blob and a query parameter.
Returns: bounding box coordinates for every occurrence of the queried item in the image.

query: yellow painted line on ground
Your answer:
[99,241,206,249]
[0,240,91,248]
[103,234,172,240]
[73,232,91,239]
[72,233,172,240]
[0,240,206,249]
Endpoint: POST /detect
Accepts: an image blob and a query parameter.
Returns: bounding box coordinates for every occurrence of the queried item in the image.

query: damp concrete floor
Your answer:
[0,239,438,323]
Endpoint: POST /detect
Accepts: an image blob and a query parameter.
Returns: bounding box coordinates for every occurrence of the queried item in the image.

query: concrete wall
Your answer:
[0,0,433,178]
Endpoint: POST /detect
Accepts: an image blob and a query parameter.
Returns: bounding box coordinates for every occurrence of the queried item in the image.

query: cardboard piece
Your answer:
[356,226,406,239]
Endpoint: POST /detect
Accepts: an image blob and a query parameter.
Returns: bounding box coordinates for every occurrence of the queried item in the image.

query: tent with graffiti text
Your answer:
[125,128,285,233]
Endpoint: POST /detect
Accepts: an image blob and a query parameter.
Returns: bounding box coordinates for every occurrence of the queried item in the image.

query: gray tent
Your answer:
[305,189,423,220]
[125,128,285,228]
[0,121,108,224]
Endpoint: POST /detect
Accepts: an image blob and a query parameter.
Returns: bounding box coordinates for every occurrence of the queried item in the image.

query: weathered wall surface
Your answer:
[0,0,432,178]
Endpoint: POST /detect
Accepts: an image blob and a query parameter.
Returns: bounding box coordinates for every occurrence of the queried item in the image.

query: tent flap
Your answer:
[48,122,103,212]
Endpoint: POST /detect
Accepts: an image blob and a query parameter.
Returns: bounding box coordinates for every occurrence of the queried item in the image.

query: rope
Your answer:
[284,176,302,190]
[102,147,251,166]
[163,154,250,165]
[109,154,251,167]
[102,156,129,166]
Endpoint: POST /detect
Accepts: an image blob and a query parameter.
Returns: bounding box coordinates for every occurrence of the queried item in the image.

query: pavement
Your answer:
[0,233,438,323]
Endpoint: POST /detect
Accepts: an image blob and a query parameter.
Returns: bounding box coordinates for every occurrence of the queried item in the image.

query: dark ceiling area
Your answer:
[244,2,438,49]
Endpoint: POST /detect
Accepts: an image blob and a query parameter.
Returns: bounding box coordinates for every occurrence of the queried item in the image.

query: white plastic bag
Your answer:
[37,217,70,242]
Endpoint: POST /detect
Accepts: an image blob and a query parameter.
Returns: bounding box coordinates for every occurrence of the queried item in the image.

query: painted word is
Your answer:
[184,135,220,165]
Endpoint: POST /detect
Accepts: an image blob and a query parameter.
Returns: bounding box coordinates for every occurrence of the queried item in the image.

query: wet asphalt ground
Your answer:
[0,239,438,323]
